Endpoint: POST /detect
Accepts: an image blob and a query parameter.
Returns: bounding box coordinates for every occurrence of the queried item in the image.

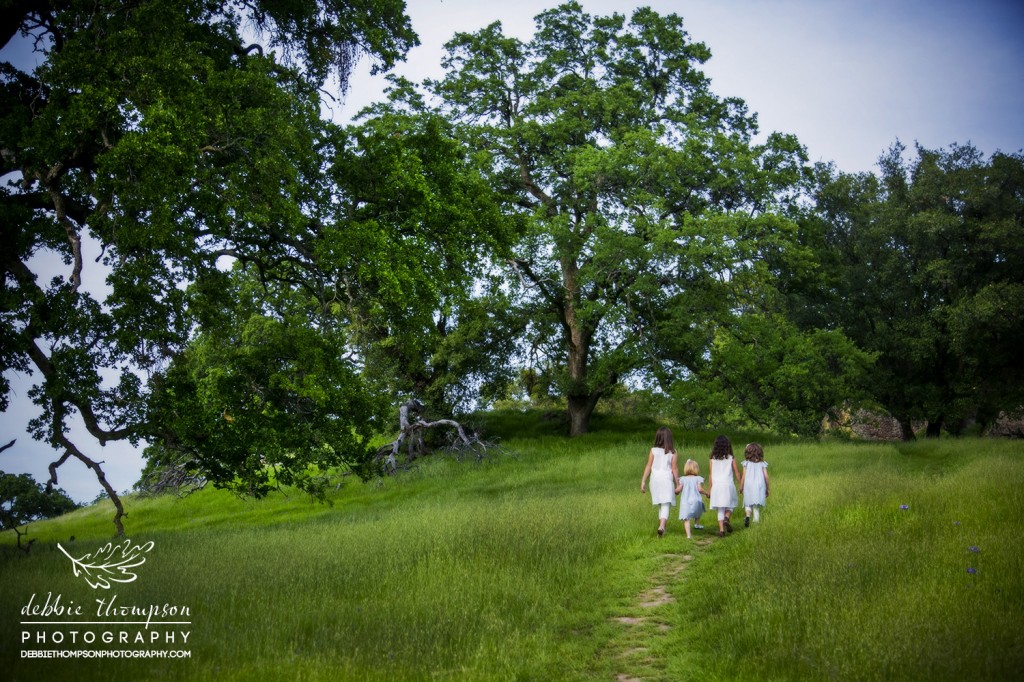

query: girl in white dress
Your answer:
[676,459,709,539]
[708,435,741,537]
[640,427,679,537]
[740,442,770,526]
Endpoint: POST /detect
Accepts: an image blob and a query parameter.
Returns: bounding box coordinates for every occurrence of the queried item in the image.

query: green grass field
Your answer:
[2,413,1023,681]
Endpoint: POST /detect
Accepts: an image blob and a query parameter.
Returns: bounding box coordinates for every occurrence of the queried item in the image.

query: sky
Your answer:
[2,0,1023,503]
[334,0,1024,170]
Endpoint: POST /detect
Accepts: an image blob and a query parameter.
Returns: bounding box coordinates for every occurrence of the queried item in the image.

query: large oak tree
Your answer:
[0,0,423,533]
[430,2,808,435]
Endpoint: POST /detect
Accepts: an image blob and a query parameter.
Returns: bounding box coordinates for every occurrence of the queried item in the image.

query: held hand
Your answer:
[675,484,682,494]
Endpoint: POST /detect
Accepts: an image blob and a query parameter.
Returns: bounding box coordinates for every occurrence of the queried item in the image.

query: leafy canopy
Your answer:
[429,1,813,434]
[0,0,421,531]
[805,143,1024,435]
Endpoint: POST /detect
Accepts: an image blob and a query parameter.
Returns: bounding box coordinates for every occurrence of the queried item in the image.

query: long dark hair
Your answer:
[710,434,733,460]
[653,426,676,454]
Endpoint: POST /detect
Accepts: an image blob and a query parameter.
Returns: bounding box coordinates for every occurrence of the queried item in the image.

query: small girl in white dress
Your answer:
[676,459,709,539]
[640,427,679,537]
[740,442,770,526]
[708,435,741,537]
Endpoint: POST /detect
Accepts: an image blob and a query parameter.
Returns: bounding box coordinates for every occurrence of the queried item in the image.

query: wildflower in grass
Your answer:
[953,521,961,526]
[899,504,909,510]
[968,546,980,553]
[967,567,977,575]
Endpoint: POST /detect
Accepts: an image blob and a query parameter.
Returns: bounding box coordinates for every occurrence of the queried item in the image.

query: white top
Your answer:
[742,460,768,506]
[648,447,676,506]
[709,456,738,509]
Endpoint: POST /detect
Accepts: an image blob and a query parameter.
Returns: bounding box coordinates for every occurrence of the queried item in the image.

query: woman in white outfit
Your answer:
[640,426,679,537]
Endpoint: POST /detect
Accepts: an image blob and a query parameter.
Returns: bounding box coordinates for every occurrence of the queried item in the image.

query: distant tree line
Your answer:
[1,467,78,552]
[1,1,1020,534]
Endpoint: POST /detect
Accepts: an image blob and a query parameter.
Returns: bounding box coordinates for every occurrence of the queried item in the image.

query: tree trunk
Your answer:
[561,257,595,437]
[926,416,944,438]
[567,393,601,437]
[899,418,916,441]
[556,249,618,436]
[949,416,974,436]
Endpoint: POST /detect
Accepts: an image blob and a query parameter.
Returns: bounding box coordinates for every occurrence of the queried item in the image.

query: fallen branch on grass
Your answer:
[375,400,496,473]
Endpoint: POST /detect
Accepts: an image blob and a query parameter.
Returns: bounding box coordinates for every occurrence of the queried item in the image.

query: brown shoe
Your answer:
[724,519,733,533]
[657,527,665,537]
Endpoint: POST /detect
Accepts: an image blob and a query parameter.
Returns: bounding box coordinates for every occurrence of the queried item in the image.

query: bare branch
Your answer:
[47,404,126,536]
[375,400,498,472]
[136,452,208,498]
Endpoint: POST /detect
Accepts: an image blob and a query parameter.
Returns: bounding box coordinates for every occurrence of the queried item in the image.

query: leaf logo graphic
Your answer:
[57,539,156,589]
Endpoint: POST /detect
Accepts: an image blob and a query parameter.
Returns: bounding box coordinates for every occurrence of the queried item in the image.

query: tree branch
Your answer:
[375,400,495,472]
[27,340,135,443]
[508,257,562,308]
[42,183,83,289]
[515,155,558,217]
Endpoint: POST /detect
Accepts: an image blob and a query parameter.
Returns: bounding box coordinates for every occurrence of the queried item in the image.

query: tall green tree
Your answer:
[331,85,520,417]
[0,0,417,533]
[145,87,518,492]
[659,204,874,436]
[144,270,385,498]
[807,143,1024,437]
[430,2,807,435]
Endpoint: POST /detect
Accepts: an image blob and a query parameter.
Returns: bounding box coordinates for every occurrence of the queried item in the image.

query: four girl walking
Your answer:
[642,428,769,538]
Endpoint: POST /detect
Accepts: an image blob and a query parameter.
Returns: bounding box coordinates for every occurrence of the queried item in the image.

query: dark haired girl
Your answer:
[640,427,679,537]
[708,435,740,537]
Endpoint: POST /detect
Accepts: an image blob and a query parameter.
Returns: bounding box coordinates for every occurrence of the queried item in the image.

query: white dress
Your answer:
[709,456,738,510]
[648,447,676,506]
[742,460,768,506]
[678,475,705,521]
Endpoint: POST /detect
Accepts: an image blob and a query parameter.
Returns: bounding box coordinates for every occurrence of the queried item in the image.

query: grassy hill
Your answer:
[2,412,1022,680]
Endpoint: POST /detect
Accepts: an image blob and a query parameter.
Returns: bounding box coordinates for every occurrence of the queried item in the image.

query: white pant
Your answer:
[658,503,671,520]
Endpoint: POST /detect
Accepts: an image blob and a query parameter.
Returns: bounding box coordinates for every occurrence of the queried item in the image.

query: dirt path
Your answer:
[602,535,714,682]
